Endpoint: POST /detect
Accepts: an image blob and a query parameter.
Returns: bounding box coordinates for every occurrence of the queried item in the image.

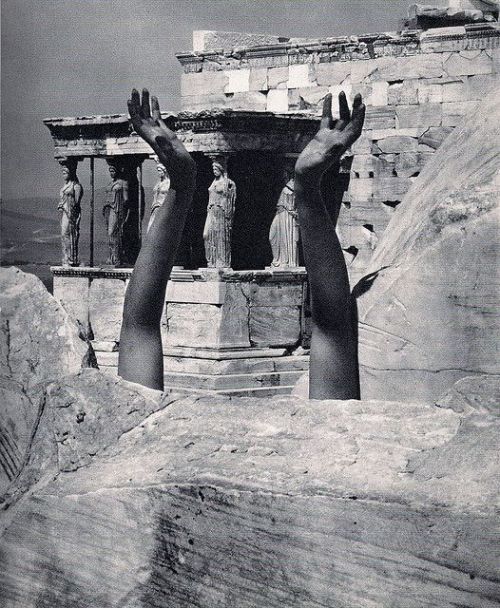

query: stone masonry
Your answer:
[178,22,500,283]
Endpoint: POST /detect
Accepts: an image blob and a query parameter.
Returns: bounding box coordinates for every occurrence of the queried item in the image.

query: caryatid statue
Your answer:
[103,161,129,266]
[147,163,170,232]
[58,159,83,267]
[269,163,299,268]
[203,156,236,268]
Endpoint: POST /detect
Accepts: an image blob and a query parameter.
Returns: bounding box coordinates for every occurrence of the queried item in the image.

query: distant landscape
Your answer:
[1,189,153,292]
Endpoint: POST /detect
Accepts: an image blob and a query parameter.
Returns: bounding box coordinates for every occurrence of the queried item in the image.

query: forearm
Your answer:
[295,176,352,328]
[122,184,194,326]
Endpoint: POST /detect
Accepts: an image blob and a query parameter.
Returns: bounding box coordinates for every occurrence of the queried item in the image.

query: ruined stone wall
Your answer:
[178,24,500,282]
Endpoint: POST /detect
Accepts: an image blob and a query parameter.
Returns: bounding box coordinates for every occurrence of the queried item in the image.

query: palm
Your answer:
[127,89,195,187]
[295,92,365,180]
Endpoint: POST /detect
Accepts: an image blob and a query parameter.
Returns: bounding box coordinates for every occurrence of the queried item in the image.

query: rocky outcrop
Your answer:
[357,89,500,402]
[1,372,498,607]
[0,267,94,395]
[0,267,96,496]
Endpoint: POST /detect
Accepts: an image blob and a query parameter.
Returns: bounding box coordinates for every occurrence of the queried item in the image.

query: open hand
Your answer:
[128,88,195,189]
[295,92,365,185]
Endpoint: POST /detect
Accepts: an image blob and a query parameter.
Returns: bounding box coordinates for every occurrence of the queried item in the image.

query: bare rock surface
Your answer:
[357,89,500,402]
[1,372,499,607]
[0,267,93,395]
[0,267,97,497]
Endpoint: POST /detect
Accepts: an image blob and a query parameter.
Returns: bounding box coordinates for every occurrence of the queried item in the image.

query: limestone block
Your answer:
[388,80,418,105]
[419,126,454,149]
[95,351,118,367]
[364,107,396,130]
[370,54,445,82]
[288,64,312,88]
[249,67,268,91]
[372,177,413,202]
[465,74,500,100]
[266,88,288,112]
[351,154,395,178]
[164,283,251,350]
[1,383,499,607]
[417,82,443,103]
[439,78,468,102]
[396,103,442,128]
[443,49,493,76]
[181,93,228,112]
[350,58,380,84]
[163,303,218,348]
[91,340,118,352]
[0,268,91,395]
[52,276,90,328]
[442,100,479,125]
[88,278,126,342]
[181,71,228,98]
[358,90,500,403]
[373,135,418,153]
[289,86,329,111]
[328,82,353,108]
[394,152,423,178]
[351,131,373,154]
[224,69,250,94]
[267,66,289,89]
[223,91,267,111]
[348,178,374,202]
[166,281,226,305]
[371,127,422,139]
[248,283,303,307]
[250,306,301,347]
[192,30,284,52]
[369,81,389,106]
[313,62,352,86]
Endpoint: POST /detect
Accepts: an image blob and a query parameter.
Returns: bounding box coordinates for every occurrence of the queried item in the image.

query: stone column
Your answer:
[269,155,300,269]
[203,153,236,269]
[103,156,145,267]
[57,157,83,267]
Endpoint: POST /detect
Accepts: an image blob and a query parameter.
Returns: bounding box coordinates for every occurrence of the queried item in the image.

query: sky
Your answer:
[1,0,415,200]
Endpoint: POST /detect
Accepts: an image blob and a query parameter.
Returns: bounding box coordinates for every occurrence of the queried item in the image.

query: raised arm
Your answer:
[118,89,196,390]
[295,92,365,400]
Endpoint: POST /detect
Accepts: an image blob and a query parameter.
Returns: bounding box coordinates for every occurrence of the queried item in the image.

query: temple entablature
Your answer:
[43,110,318,159]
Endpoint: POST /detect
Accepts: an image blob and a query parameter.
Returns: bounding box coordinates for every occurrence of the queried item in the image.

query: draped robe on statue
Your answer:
[147,176,170,232]
[58,180,82,267]
[269,179,299,268]
[203,177,236,268]
[103,179,128,266]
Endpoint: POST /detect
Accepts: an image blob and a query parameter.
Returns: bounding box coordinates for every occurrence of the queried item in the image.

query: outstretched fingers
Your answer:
[320,93,333,130]
[345,93,366,144]
[128,88,141,119]
[336,91,351,130]
[141,88,151,118]
[151,95,161,122]
[350,93,366,137]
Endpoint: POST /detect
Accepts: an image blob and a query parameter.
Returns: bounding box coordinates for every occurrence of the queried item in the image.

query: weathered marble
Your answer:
[88,277,127,342]
[357,90,500,402]
[1,372,498,607]
[0,267,93,395]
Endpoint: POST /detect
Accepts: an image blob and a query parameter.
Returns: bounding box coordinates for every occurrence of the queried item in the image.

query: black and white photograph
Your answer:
[1,0,499,605]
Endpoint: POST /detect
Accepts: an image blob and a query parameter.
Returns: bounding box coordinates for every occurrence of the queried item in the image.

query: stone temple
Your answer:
[44,3,500,400]
[1,2,500,606]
